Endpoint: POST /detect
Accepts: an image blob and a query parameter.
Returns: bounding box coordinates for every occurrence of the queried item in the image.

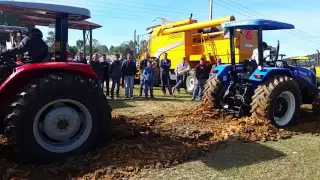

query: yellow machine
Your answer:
[137,15,259,93]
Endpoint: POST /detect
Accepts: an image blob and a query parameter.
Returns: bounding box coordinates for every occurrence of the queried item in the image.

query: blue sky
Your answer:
[14,0,320,57]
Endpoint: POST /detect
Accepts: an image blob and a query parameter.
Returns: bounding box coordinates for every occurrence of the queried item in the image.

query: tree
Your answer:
[68,46,78,58]
[109,45,115,54]
[45,31,55,53]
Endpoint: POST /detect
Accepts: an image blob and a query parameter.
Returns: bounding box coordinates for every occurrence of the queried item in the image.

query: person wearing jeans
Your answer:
[173,57,190,94]
[121,53,137,98]
[139,52,150,96]
[159,52,173,96]
[192,58,210,100]
[109,54,122,99]
[143,60,155,98]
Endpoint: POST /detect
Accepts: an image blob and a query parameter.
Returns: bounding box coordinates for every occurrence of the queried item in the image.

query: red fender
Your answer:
[0,62,97,107]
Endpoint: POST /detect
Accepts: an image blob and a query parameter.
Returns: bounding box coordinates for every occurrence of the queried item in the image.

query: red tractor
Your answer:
[0,1,111,163]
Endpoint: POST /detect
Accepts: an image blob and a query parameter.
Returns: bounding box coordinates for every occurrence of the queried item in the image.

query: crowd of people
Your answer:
[74,51,211,101]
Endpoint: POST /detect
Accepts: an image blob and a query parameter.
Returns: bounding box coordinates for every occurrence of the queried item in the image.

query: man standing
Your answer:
[109,54,122,99]
[159,52,173,96]
[90,53,104,93]
[121,53,137,98]
[77,51,87,64]
[173,57,190,94]
[192,58,210,100]
[120,54,126,88]
[101,54,110,96]
[139,52,150,96]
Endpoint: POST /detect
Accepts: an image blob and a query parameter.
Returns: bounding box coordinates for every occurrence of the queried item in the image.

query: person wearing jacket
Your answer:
[121,53,137,98]
[109,54,122,99]
[139,52,150,96]
[76,51,87,64]
[192,58,210,100]
[90,53,104,93]
[173,57,190,94]
[101,54,110,96]
[0,28,48,82]
[159,52,173,96]
[143,60,155,98]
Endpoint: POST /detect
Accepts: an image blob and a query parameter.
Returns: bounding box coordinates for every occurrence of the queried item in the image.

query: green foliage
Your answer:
[45,31,55,53]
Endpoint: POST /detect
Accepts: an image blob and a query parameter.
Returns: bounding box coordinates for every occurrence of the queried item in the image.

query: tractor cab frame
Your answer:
[0,1,110,164]
[0,25,28,50]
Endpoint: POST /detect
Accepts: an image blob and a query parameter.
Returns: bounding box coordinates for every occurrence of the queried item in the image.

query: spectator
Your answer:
[159,52,173,96]
[121,53,137,99]
[143,60,155,98]
[192,58,210,100]
[90,53,104,93]
[101,54,110,96]
[120,54,126,88]
[173,57,190,94]
[109,54,122,99]
[139,52,150,96]
[77,52,87,64]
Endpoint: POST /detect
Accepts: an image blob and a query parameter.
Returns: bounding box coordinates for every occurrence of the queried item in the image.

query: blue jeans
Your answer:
[174,75,184,91]
[144,80,154,97]
[139,75,145,95]
[124,76,134,97]
[192,79,206,99]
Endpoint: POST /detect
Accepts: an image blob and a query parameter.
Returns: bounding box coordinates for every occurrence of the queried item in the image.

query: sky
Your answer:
[11,0,320,57]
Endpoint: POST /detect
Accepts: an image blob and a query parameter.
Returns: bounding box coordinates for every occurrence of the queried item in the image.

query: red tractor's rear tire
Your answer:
[4,73,111,163]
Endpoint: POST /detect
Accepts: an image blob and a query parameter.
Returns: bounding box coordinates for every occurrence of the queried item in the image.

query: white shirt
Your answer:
[251,48,270,65]
[175,62,190,75]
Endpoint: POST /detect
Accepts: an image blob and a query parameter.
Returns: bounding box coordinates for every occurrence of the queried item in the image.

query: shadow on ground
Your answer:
[199,141,285,171]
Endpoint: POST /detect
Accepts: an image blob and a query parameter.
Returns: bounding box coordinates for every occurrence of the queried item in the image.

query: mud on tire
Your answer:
[203,76,224,108]
[4,73,111,163]
[250,76,301,127]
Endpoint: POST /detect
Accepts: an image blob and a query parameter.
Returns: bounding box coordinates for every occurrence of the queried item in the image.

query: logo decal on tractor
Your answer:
[245,44,253,48]
[246,31,252,39]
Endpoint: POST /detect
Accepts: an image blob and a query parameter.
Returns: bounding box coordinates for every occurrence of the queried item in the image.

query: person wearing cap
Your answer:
[90,53,104,93]
[139,52,150,96]
[159,52,173,96]
[0,28,48,81]
[192,57,210,100]
[121,53,137,99]
[173,57,190,94]
[109,54,122,99]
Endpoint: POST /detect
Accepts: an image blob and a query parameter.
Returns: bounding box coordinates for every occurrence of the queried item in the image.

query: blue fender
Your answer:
[209,64,245,87]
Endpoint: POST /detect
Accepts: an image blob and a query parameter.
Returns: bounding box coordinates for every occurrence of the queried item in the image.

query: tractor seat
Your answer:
[243,59,258,73]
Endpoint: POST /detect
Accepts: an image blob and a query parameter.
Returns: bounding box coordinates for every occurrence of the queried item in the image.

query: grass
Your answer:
[105,84,320,180]
[138,134,320,180]
[105,85,200,116]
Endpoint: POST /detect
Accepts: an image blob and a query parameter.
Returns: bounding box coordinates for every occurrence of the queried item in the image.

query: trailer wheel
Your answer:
[185,69,195,94]
[4,73,111,163]
[250,76,301,127]
[203,76,224,108]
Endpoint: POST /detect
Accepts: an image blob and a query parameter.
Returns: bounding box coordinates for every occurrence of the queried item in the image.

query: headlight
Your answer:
[258,65,263,70]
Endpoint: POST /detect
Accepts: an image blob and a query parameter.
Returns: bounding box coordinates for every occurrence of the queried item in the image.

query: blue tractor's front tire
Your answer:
[250,76,301,127]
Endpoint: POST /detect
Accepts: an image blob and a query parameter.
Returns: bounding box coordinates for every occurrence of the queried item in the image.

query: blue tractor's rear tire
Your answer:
[203,76,225,108]
[250,76,301,127]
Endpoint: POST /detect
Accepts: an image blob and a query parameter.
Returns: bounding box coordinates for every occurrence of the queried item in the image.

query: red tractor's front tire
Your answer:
[4,73,111,163]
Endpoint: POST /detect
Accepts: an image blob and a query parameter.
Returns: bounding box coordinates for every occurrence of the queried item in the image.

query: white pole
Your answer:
[209,0,213,20]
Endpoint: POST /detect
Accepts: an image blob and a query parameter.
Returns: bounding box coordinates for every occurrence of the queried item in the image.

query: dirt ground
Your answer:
[0,89,320,180]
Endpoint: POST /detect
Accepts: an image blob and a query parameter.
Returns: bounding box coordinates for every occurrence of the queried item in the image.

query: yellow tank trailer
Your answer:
[137,16,259,93]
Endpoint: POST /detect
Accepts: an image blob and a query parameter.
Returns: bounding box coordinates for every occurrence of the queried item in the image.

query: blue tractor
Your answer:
[203,19,319,127]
